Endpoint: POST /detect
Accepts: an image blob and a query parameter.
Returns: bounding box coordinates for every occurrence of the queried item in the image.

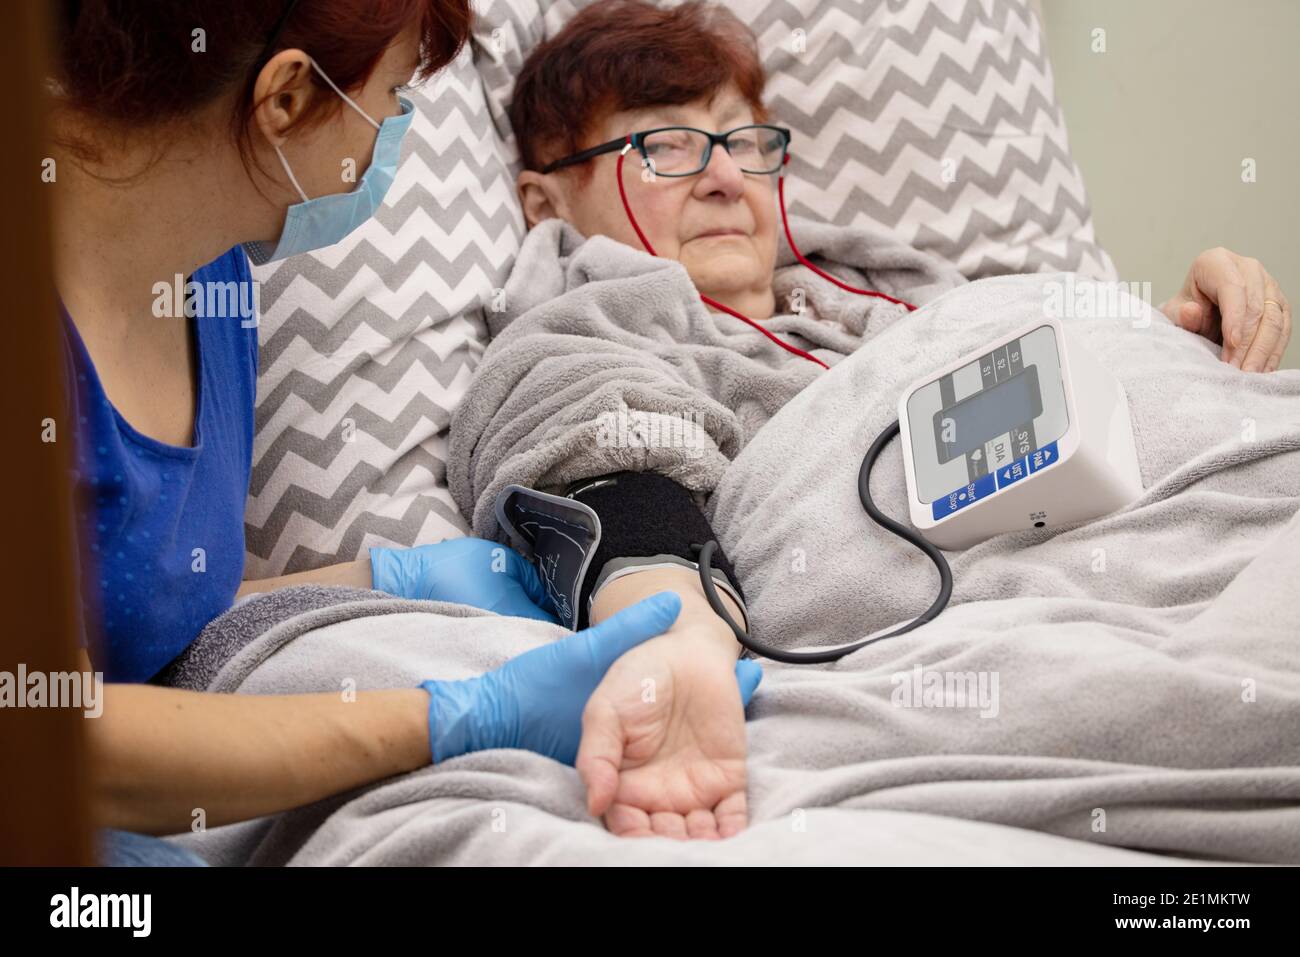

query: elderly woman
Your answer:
[450,0,1292,841]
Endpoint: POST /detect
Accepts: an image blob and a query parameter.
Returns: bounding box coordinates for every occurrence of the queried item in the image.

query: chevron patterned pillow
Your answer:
[474,0,1117,279]
[243,47,525,577]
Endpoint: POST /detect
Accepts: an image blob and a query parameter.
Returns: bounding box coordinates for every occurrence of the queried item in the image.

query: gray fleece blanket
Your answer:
[447,215,966,537]
[168,270,1300,866]
[162,585,1198,865]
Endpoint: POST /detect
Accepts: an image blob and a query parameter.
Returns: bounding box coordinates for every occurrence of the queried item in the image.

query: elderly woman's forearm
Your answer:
[589,565,742,658]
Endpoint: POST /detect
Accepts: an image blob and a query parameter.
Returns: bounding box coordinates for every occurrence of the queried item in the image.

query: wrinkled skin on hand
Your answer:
[576,630,756,840]
[1160,246,1292,372]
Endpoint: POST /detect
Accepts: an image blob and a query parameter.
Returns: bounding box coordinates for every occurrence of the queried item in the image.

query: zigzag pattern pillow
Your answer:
[473,0,1117,279]
[243,48,524,578]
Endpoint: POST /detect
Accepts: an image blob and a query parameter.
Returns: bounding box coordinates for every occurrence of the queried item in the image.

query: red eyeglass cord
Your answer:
[615,140,916,371]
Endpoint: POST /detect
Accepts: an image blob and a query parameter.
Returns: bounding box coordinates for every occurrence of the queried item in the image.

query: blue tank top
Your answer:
[61,247,259,682]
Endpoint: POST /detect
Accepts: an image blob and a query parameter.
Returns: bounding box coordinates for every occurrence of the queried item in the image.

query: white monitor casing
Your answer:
[897,315,1143,551]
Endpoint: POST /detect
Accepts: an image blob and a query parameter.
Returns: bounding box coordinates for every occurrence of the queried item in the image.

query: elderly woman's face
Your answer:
[523,84,779,311]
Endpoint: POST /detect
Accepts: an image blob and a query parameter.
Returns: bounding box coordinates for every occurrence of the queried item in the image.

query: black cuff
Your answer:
[565,471,743,628]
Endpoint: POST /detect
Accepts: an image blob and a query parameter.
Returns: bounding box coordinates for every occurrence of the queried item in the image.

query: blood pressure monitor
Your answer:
[898,316,1144,551]
[499,313,1150,665]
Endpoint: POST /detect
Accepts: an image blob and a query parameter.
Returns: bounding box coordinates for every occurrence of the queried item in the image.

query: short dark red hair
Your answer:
[52,0,472,165]
[510,0,769,178]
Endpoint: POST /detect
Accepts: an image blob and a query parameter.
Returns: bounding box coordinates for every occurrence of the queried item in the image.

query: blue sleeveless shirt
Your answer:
[61,247,259,682]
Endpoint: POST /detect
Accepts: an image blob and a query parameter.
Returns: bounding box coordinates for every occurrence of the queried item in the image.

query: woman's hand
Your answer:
[422,592,684,765]
[1160,247,1292,372]
[575,627,762,840]
[370,537,556,622]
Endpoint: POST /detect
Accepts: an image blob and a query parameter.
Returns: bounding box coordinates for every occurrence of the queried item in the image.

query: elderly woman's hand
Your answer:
[576,627,761,839]
[1159,247,1292,372]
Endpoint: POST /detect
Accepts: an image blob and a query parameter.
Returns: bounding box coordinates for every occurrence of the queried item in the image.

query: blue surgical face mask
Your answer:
[245,58,414,265]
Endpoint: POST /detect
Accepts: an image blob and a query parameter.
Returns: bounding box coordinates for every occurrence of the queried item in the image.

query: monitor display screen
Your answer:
[932,365,1043,464]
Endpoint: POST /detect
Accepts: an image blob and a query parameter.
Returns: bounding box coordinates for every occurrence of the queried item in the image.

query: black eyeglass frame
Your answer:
[539,124,792,176]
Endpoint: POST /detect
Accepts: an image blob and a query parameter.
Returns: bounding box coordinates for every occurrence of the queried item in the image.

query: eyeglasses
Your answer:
[539,124,792,177]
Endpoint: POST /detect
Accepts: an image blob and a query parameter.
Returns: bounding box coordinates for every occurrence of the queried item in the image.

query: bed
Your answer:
[198,0,1299,865]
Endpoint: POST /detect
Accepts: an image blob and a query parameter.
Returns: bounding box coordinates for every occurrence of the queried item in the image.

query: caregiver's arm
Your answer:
[1161,247,1292,372]
[237,558,370,596]
[86,593,683,835]
[87,672,430,835]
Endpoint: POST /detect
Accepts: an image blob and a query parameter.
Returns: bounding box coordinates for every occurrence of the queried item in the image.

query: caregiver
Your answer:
[50,0,718,856]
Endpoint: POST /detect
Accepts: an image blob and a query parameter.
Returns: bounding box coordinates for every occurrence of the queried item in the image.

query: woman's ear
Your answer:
[251,49,317,149]
[517,170,566,229]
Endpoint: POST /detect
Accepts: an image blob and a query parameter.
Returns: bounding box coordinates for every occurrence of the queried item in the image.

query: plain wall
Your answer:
[1041,0,1299,369]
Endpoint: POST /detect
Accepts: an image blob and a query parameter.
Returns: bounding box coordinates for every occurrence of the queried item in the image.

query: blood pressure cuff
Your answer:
[494,471,745,631]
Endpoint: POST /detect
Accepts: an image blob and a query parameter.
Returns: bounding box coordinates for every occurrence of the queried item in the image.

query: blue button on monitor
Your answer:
[995,456,1029,489]
[1027,440,1059,473]
[931,472,996,521]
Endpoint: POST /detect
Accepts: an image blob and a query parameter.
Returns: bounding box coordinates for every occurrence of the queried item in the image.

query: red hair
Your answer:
[510,0,769,179]
[52,0,472,166]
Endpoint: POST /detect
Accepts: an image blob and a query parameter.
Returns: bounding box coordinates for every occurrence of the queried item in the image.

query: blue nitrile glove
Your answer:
[370,538,555,623]
[419,592,764,765]
[733,657,762,704]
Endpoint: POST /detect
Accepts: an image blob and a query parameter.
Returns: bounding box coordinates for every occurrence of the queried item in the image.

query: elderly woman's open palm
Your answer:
[576,633,761,839]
